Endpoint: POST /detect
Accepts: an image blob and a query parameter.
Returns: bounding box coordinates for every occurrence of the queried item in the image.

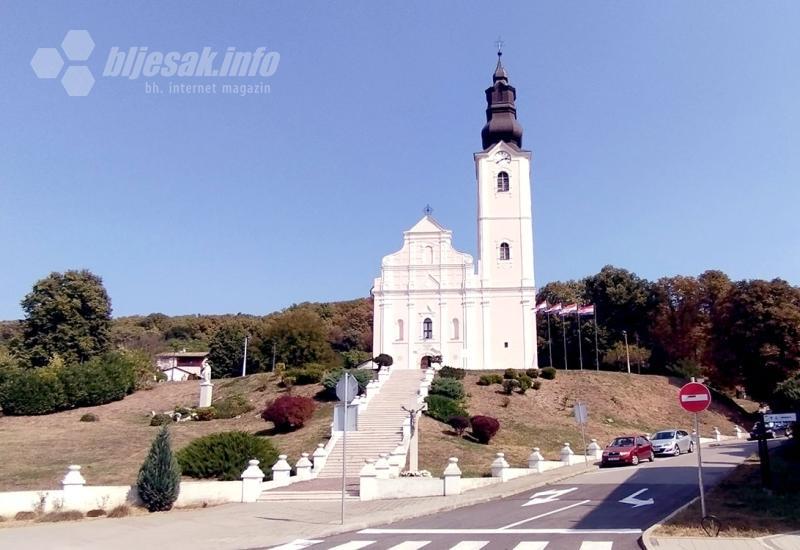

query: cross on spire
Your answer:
[495,37,504,57]
[423,204,433,216]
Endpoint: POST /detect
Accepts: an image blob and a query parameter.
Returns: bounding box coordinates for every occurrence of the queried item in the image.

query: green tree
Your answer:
[137,427,181,512]
[262,308,335,368]
[20,270,112,367]
[208,324,261,378]
[603,341,651,372]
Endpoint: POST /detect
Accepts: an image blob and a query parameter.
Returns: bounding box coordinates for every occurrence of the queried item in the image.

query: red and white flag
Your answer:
[560,303,578,315]
[534,301,549,312]
[578,304,595,316]
[546,303,562,314]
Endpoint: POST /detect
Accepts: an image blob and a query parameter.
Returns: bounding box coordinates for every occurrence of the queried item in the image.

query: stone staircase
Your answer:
[318,369,424,478]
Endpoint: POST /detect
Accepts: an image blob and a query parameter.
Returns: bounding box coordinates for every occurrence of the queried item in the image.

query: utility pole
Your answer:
[623,330,631,375]
[241,336,249,377]
[271,342,276,372]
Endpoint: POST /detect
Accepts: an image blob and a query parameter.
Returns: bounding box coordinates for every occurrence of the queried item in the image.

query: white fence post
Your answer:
[713,427,722,442]
[272,455,292,484]
[295,453,313,480]
[389,444,406,478]
[527,447,545,472]
[62,465,86,509]
[560,443,574,465]
[312,444,327,474]
[443,457,462,496]
[490,452,510,481]
[359,459,378,501]
[734,426,743,440]
[241,459,266,502]
[375,453,391,479]
[587,439,602,460]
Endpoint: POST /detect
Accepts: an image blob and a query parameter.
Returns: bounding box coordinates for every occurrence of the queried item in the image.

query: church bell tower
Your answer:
[474,50,538,370]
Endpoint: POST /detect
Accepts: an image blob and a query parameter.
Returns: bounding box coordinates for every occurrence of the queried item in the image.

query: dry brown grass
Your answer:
[419,370,747,476]
[36,510,84,522]
[0,373,333,490]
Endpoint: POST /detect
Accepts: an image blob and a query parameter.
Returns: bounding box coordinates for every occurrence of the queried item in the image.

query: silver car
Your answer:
[650,429,694,456]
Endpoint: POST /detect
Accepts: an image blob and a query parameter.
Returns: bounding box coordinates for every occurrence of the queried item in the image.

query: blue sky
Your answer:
[1,1,798,319]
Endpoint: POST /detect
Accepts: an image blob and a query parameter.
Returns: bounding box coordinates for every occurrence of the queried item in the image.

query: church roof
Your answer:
[481,51,523,150]
[406,215,449,234]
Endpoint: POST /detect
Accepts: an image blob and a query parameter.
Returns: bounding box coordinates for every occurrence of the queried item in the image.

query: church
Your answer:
[372,53,539,371]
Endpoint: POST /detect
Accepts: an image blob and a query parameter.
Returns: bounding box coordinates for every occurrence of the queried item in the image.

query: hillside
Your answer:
[419,371,753,477]
[0,374,333,491]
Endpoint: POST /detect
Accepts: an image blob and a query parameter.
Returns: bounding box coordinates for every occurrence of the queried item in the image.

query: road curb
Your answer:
[639,496,699,549]
[262,463,597,548]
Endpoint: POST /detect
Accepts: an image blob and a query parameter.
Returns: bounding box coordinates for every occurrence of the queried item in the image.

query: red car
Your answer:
[601,435,655,467]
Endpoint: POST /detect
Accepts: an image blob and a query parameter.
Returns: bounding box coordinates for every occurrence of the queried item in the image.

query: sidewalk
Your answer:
[644,533,800,550]
[0,462,595,550]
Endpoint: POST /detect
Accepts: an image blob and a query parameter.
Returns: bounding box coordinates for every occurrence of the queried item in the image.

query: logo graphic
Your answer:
[31,30,96,96]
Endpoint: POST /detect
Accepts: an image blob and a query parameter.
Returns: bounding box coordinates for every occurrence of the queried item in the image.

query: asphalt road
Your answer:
[273,439,774,550]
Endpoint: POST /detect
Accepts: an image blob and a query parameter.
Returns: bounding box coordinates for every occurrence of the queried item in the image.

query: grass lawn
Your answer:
[657,440,800,537]
[419,370,749,477]
[0,373,333,491]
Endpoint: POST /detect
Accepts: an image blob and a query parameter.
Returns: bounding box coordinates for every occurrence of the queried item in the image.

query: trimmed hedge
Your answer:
[289,364,328,385]
[470,415,500,444]
[540,367,557,380]
[177,431,279,481]
[438,366,466,380]
[0,353,136,416]
[213,394,253,419]
[503,369,519,380]
[477,374,503,386]
[424,394,467,423]
[430,377,465,401]
[526,369,540,379]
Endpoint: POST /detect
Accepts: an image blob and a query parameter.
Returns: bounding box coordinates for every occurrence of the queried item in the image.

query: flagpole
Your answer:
[576,307,584,371]
[546,311,553,368]
[594,308,600,371]
[562,314,568,371]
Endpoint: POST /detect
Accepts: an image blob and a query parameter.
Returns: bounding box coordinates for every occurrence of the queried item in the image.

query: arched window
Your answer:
[397,319,404,341]
[452,318,459,340]
[499,242,510,261]
[497,171,510,192]
[424,245,434,264]
[423,318,433,340]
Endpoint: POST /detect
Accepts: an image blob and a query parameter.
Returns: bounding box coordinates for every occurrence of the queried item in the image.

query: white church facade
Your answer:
[372,54,539,371]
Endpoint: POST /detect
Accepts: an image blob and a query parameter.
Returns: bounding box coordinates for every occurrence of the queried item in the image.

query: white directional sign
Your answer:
[574,402,588,425]
[764,413,797,423]
[619,488,654,508]
[522,487,578,507]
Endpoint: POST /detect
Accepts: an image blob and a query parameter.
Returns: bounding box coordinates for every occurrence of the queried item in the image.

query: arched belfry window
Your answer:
[497,171,510,192]
[452,318,459,340]
[423,318,433,340]
[499,242,511,261]
[397,319,404,341]
[424,245,434,264]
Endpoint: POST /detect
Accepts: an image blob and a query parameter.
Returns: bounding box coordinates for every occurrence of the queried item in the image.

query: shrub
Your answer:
[430,377,465,401]
[478,374,503,386]
[424,394,468,423]
[526,369,540,379]
[322,369,371,398]
[341,350,371,369]
[503,369,519,380]
[502,379,519,395]
[438,366,466,380]
[36,510,84,522]
[137,427,181,512]
[540,367,557,380]
[373,353,393,368]
[0,368,66,415]
[176,431,279,481]
[150,413,172,426]
[15,511,37,520]
[213,394,253,419]
[107,505,130,518]
[470,415,500,444]
[86,509,106,517]
[517,375,532,394]
[532,380,542,391]
[447,415,470,436]
[194,407,216,421]
[262,395,315,432]
[290,364,327,385]
[80,413,98,422]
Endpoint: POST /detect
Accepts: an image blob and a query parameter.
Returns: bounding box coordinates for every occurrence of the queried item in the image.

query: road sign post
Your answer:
[757,412,773,489]
[336,373,358,525]
[574,402,589,466]
[679,381,711,519]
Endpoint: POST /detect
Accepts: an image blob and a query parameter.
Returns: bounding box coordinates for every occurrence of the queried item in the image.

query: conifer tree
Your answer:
[137,426,181,512]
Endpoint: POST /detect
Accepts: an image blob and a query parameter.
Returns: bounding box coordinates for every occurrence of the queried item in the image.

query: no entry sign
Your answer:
[679,382,712,413]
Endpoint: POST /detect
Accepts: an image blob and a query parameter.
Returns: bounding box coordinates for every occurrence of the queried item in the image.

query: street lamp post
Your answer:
[622,330,631,375]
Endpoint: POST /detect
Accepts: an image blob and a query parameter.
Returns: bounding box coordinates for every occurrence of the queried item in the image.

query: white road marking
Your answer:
[681,394,709,402]
[523,487,579,506]
[328,542,376,550]
[448,542,489,550]
[579,543,613,550]
[358,528,642,535]
[619,488,654,507]
[501,500,592,529]
[270,540,322,550]
[387,542,430,550]
[512,543,549,550]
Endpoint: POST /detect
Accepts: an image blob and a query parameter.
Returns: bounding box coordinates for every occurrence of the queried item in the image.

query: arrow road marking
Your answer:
[522,487,579,506]
[619,488,654,508]
[501,500,592,529]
